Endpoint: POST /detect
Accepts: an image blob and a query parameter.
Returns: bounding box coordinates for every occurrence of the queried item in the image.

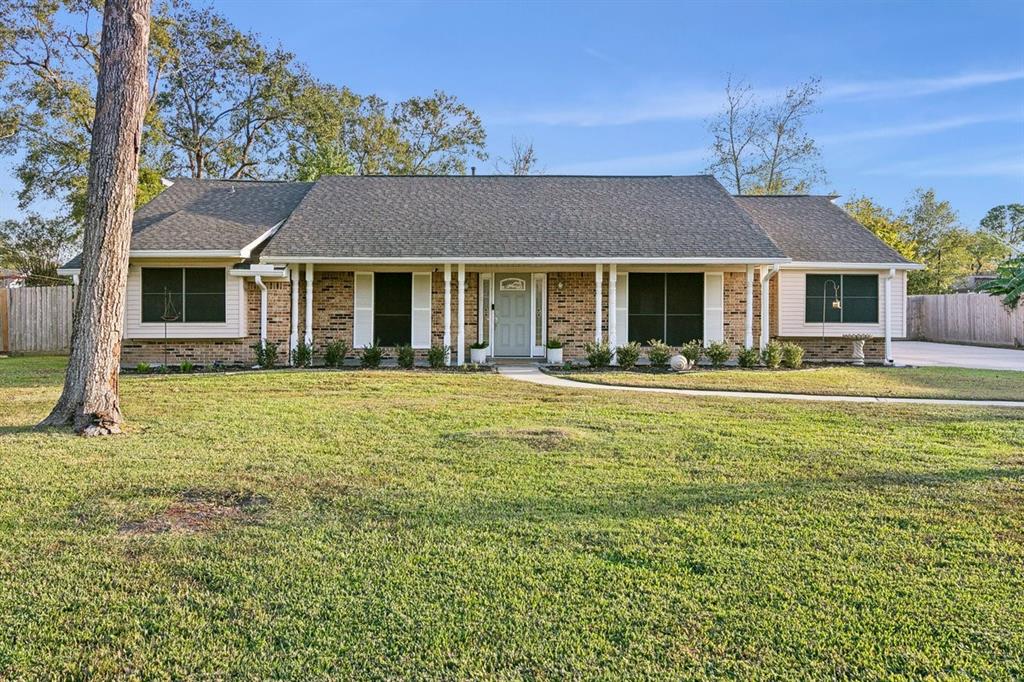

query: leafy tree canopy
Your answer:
[0,213,80,285]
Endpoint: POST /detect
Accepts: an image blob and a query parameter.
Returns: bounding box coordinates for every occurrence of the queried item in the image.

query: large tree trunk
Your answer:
[39,0,152,436]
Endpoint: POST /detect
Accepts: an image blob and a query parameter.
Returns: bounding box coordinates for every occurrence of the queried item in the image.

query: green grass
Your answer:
[1,356,1023,678]
[554,365,1024,401]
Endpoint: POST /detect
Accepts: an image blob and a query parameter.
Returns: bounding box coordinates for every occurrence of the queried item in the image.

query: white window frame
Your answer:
[479,273,492,354]
[531,273,547,357]
[353,271,374,347]
[411,272,432,348]
[703,272,725,343]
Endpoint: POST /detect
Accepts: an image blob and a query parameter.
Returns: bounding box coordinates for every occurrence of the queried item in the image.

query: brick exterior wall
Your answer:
[121,268,883,366]
[547,271,606,359]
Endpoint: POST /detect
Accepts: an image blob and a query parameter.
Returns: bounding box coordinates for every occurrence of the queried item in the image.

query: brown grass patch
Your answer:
[440,427,582,452]
[118,490,269,536]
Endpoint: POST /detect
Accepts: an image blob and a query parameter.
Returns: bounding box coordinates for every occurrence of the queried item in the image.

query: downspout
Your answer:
[884,267,895,365]
[255,275,268,345]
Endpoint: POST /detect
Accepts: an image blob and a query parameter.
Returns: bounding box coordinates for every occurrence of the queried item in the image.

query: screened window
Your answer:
[628,273,703,345]
[805,274,878,324]
[141,268,225,323]
[374,273,412,345]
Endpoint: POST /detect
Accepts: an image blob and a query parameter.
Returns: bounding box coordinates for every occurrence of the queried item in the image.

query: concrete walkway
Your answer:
[894,341,1024,371]
[496,364,1024,409]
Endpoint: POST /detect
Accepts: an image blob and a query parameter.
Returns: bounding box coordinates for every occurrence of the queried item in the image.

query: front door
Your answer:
[493,273,531,356]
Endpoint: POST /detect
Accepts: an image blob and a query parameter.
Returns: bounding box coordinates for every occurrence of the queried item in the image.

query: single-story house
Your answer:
[58,175,921,366]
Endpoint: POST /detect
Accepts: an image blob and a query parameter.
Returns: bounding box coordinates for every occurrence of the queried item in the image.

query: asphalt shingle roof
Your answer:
[130,178,313,252]
[733,195,911,264]
[262,175,787,260]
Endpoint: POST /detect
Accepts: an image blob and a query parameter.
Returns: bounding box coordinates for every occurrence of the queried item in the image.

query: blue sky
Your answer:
[2,0,1022,226]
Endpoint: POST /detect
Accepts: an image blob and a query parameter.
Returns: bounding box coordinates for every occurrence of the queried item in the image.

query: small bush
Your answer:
[293,340,312,367]
[583,341,613,367]
[323,340,349,368]
[737,346,760,368]
[250,341,279,369]
[546,338,564,349]
[396,344,416,369]
[781,342,805,369]
[615,341,641,369]
[761,340,783,369]
[646,339,672,366]
[360,341,383,368]
[469,341,488,350]
[427,344,449,369]
[681,339,703,366]
[179,360,195,373]
[135,362,151,373]
[705,341,732,368]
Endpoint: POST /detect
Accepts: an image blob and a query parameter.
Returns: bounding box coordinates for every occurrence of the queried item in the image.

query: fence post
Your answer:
[0,288,9,354]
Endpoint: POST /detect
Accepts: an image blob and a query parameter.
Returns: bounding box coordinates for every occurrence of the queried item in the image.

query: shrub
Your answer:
[546,338,564,349]
[179,360,195,374]
[250,341,279,369]
[615,341,641,369]
[705,341,732,368]
[469,341,488,350]
[427,344,449,369]
[761,340,783,369]
[323,340,350,368]
[781,342,805,369]
[360,341,383,368]
[737,346,759,368]
[135,362,151,373]
[646,339,672,366]
[583,341,613,367]
[396,344,416,369]
[681,339,703,366]
[293,340,313,368]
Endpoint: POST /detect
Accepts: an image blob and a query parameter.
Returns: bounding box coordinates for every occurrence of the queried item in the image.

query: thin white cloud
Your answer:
[827,69,1024,101]
[547,146,706,175]
[864,151,1024,179]
[819,112,1021,145]
[492,68,1024,128]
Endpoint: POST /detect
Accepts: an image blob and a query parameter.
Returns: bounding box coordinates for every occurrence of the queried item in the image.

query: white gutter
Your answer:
[239,220,286,259]
[784,261,924,271]
[130,250,240,258]
[254,275,268,344]
[260,256,792,266]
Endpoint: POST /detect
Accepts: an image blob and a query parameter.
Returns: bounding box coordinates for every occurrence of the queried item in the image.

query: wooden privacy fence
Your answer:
[908,293,1024,348]
[0,285,76,354]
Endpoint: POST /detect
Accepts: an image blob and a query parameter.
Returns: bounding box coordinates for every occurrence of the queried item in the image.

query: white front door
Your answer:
[493,274,531,356]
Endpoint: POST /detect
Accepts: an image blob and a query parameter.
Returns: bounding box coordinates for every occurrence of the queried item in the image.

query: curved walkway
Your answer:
[496,364,1024,409]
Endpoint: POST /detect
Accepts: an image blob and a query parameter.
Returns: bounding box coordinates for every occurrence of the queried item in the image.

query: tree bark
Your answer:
[39,0,152,436]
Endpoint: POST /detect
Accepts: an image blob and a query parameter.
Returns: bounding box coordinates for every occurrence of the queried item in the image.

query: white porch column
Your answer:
[884,267,894,365]
[290,265,299,356]
[255,276,268,344]
[304,263,313,346]
[594,264,603,343]
[608,264,618,363]
[759,265,772,349]
[744,265,754,349]
[443,263,452,365]
[457,263,466,365]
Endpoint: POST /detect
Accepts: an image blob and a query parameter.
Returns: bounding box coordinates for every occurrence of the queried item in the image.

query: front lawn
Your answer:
[554,365,1024,401]
[1,356,1022,678]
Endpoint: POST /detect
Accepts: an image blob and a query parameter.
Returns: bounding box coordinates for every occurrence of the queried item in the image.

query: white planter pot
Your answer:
[546,347,563,364]
[470,347,488,364]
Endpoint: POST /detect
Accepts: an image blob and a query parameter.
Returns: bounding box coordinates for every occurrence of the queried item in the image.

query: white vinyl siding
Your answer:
[353,272,374,347]
[124,262,244,338]
[411,272,432,348]
[703,272,724,343]
[778,269,906,337]
[615,273,628,345]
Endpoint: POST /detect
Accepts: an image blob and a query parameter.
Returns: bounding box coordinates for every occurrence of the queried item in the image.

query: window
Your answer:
[805,274,878,324]
[479,274,491,345]
[628,273,703,345]
[373,272,412,345]
[141,268,225,323]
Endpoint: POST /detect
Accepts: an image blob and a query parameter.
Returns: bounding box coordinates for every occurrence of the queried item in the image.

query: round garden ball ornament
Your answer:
[670,354,689,371]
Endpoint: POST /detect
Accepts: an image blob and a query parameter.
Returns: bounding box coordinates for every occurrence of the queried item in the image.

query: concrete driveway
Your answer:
[894,341,1024,371]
